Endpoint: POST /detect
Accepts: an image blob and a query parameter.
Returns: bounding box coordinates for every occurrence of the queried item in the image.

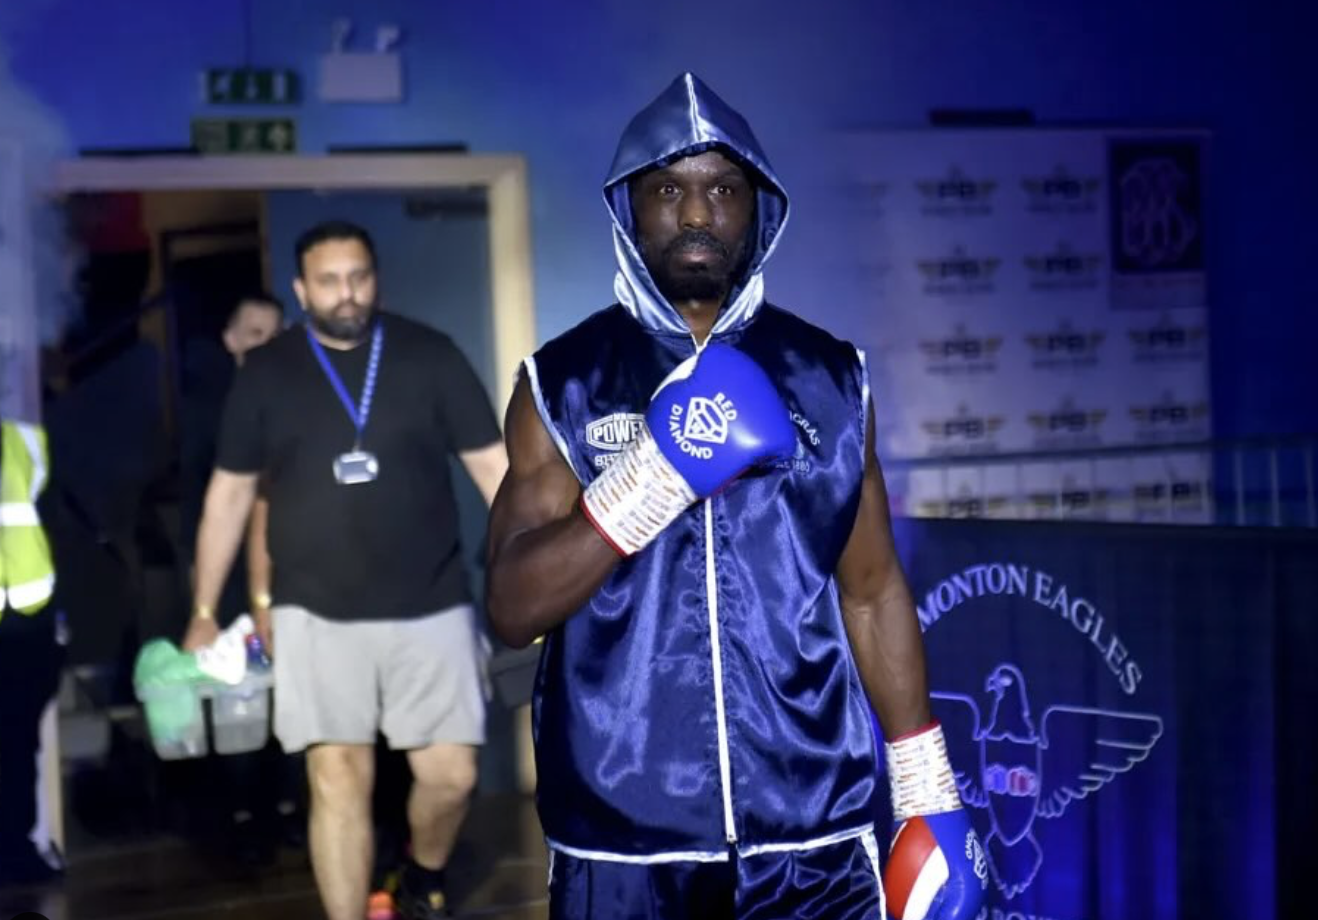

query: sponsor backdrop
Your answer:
[884,517,1316,920]
[833,129,1212,524]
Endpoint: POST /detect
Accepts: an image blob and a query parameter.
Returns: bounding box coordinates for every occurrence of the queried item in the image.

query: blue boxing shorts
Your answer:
[547,828,885,919]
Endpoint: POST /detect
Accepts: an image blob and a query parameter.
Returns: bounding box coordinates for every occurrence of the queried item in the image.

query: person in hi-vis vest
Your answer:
[0,418,66,886]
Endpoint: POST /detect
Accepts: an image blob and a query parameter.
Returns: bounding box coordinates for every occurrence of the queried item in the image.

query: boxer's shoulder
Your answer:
[535,304,634,359]
[751,303,863,365]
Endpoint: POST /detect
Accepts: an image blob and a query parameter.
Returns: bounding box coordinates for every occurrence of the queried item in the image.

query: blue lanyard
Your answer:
[305,320,384,448]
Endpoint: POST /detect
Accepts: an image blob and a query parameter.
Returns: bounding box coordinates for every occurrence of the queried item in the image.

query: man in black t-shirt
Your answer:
[183,220,507,920]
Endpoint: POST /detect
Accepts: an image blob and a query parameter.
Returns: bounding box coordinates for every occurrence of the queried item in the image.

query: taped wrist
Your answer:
[886,721,963,821]
[580,422,697,556]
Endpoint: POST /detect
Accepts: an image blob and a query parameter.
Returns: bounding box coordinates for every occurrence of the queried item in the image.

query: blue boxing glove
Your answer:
[581,344,796,555]
[883,722,988,920]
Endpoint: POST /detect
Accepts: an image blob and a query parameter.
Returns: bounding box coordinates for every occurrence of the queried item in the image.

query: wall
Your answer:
[3,0,1315,438]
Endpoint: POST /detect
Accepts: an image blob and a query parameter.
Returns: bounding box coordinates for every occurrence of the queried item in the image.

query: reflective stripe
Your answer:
[1,422,55,614]
[705,498,737,844]
[523,356,582,481]
[14,422,47,499]
[1,574,54,611]
[545,824,881,866]
[861,827,886,919]
[856,347,871,420]
[737,823,873,858]
[685,332,737,846]
[0,502,40,526]
[545,838,729,865]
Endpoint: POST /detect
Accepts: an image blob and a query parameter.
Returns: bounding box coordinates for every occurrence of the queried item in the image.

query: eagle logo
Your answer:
[932,663,1163,899]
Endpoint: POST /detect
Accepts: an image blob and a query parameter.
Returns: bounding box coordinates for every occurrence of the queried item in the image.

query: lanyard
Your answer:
[305,320,384,448]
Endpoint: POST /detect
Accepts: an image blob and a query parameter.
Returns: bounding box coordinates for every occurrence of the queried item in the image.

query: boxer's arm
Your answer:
[485,374,623,648]
[836,397,932,739]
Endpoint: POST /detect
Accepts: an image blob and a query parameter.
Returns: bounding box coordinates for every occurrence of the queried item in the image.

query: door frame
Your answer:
[53,154,539,794]
[52,153,535,412]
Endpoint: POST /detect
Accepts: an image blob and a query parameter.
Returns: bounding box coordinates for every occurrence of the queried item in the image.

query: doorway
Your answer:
[43,155,537,863]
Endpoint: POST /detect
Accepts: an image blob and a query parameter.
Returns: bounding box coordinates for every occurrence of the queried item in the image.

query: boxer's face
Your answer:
[632,150,755,304]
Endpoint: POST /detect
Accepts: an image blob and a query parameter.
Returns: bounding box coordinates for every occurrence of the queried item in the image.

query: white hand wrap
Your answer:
[886,722,963,821]
[580,421,697,556]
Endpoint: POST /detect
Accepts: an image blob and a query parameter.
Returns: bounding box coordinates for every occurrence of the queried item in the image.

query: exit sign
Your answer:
[191,118,297,155]
[204,67,299,105]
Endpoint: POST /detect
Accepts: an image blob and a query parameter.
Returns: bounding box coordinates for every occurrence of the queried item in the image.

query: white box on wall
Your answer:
[317,52,403,103]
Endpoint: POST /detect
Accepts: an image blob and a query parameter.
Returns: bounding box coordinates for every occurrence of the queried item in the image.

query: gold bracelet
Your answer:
[193,604,214,621]
[251,591,272,610]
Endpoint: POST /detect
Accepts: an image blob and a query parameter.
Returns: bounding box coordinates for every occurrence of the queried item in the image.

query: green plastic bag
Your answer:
[133,639,207,744]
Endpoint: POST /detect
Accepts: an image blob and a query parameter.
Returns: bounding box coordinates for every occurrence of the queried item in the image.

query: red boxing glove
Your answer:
[883,722,987,920]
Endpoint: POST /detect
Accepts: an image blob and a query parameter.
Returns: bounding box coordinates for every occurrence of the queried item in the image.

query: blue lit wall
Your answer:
[4,0,1315,437]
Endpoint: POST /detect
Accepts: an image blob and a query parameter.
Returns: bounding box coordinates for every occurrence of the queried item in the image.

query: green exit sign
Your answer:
[204,67,299,104]
[191,118,297,155]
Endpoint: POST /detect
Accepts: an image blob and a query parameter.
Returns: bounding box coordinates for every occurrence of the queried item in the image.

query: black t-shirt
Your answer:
[215,313,501,621]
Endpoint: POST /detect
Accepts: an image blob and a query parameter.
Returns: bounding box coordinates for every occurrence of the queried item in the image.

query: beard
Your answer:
[307,300,377,342]
[644,229,749,303]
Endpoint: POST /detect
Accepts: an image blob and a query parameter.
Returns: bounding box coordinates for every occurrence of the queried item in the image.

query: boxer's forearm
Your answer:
[836,398,934,738]
[840,575,932,739]
[486,506,621,648]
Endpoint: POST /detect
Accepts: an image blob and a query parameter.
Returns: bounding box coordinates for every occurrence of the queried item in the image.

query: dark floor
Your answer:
[0,792,549,920]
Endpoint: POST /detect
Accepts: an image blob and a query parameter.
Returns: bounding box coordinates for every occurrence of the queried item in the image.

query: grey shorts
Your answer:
[271,603,487,753]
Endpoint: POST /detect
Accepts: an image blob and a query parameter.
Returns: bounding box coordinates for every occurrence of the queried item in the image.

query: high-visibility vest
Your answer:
[0,420,55,616]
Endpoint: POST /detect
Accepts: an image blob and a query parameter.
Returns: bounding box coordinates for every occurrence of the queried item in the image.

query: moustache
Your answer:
[663,229,729,262]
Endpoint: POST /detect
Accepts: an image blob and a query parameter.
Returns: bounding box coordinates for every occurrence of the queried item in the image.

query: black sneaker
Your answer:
[395,873,452,919]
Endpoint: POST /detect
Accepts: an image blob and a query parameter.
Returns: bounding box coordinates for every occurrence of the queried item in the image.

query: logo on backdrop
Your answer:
[921,404,1006,455]
[1128,392,1210,443]
[919,324,1003,376]
[1022,167,1102,214]
[1024,322,1104,370]
[1128,314,1207,363]
[1133,478,1208,516]
[1023,242,1104,292]
[916,486,1011,519]
[916,245,1001,297]
[916,563,1164,900]
[915,166,998,217]
[1026,475,1113,520]
[1108,138,1207,310]
[1019,480,1112,520]
[1026,397,1107,449]
[1064,482,1111,518]
[1109,139,1204,274]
